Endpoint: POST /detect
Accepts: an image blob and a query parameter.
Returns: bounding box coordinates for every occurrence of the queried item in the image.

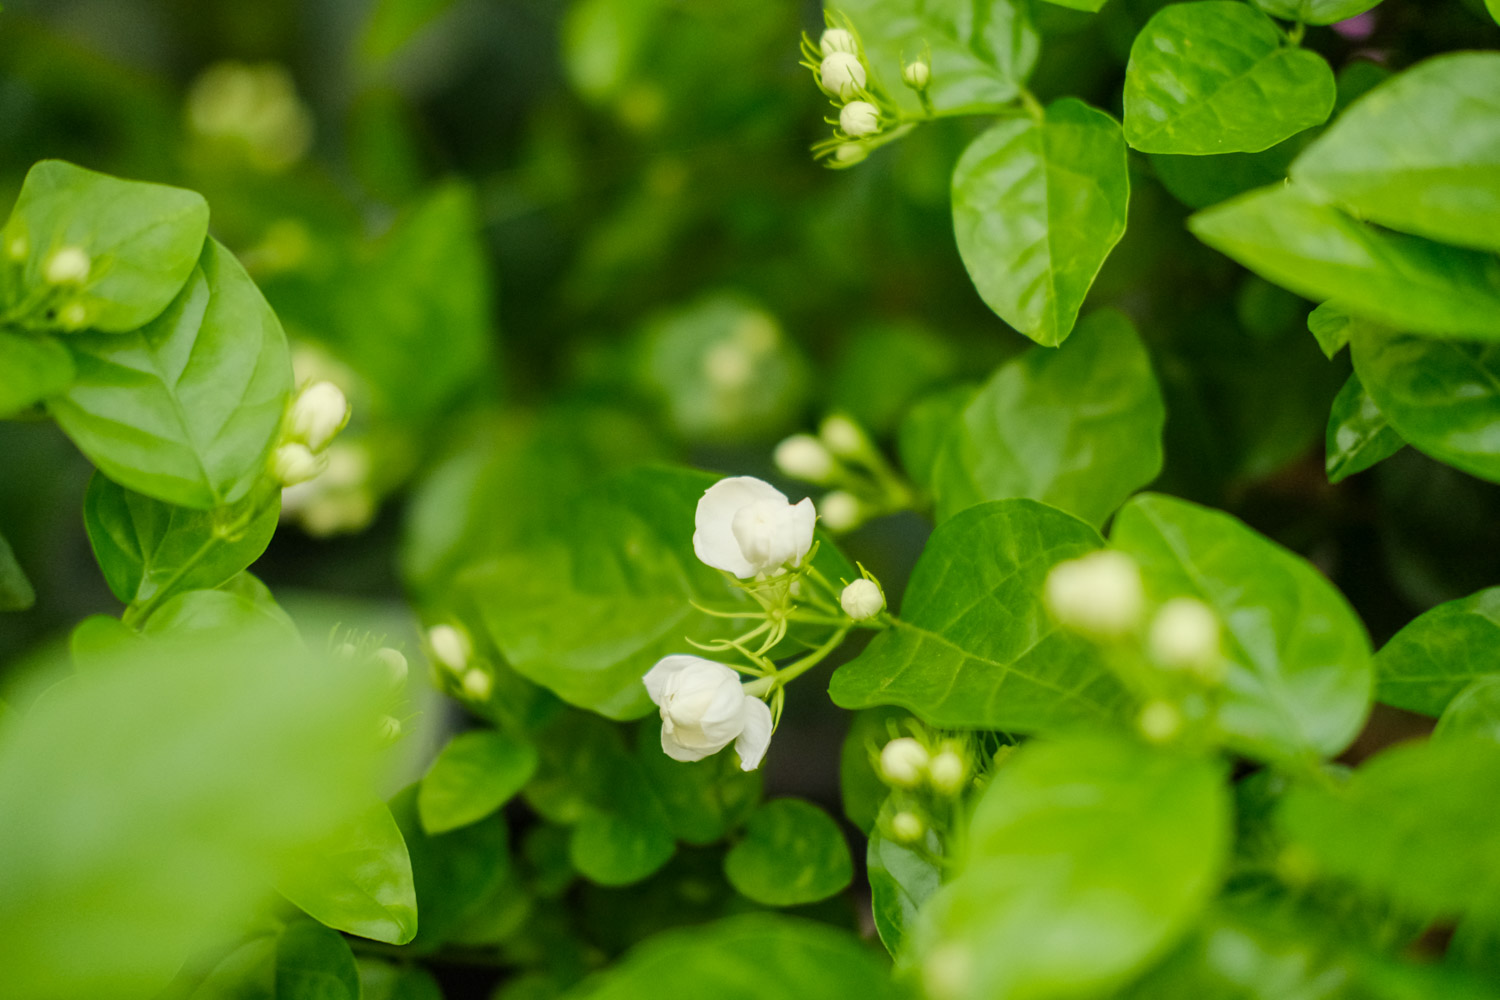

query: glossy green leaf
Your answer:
[1111,494,1373,762]
[49,239,292,509]
[418,729,539,835]
[276,799,418,946]
[953,99,1129,347]
[916,734,1229,1000]
[83,473,279,607]
[1489,0,1500,26]
[1252,0,1382,24]
[558,914,906,1000]
[0,329,72,416]
[868,828,940,956]
[390,785,513,951]
[1123,3,1334,154]
[1306,301,1351,359]
[1190,184,1500,341]
[1350,327,1500,483]
[723,799,853,907]
[567,738,677,887]
[1280,736,1500,918]
[0,531,35,612]
[930,309,1164,526]
[1436,676,1500,745]
[1292,52,1500,252]
[0,159,207,333]
[830,500,1133,731]
[1374,587,1500,717]
[140,587,298,644]
[837,0,1039,117]
[275,920,359,1000]
[1325,374,1403,484]
[1149,139,1305,211]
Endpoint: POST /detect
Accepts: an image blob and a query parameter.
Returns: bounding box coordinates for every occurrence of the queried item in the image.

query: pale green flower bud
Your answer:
[58,302,89,330]
[288,380,350,452]
[1138,700,1182,743]
[839,100,880,137]
[375,647,408,688]
[819,414,867,458]
[427,624,471,673]
[774,434,836,483]
[841,578,885,620]
[462,668,493,703]
[891,810,925,843]
[377,714,402,744]
[1149,597,1221,673]
[6,233,28,261]
[928,749,966,796]
[903,60,930,90]
[834,142,868,166]
[820,52,867,101]
[819,490,863,533]
[820,27,857,56]
[271,442,324,486]
[880,736,929,787]
[1044,551,1144,637]
[44,246,90,285]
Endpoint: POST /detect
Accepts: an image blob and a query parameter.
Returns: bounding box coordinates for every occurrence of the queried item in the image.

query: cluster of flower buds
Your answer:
[873,731,973,848]
[800,15,933,169]
[270,379,351,488]
[1,234,96,330]
[773,414,917,533]
[426,623,495,705]
[329,629,410,747]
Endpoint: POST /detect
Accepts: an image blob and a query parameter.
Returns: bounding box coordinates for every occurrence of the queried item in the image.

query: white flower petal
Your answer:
[694,477,788,577]
[662,726,716,762]
[643,654,705,704]
[734,696,774,771]
[787,496,817,567]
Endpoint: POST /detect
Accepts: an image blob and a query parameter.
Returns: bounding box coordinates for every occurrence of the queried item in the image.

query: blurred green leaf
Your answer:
[635,721,762,846]
[1436,676,1500,744]
[358,0,458,68]
[0,529,35,611]
[868,827,940,956]
[140,587,298,643]
[1150,135,1309,211]
[1252,0,1382,23]
[419,728,539,835]
[1375,586,1500,716]
[0,329,72,415]
[1325,374,1403,484]
[562,0,668,103]
[274,920,359,1000]
[1306,301,1351,359]
[829,322,956,435]
[723,798,852,907]
[898,385,975,493]
[391,784,513,951]
[568,746,677,888]
[357,959,444,1000]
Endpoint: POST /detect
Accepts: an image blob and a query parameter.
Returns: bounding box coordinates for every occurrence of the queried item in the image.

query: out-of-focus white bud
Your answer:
[841,578,885,620]
[834,142,869,166]
[44,247,90,285]
[287,380,350,452]
[375,647,408,688]
[1149,598,1222,674]
[820,52,867,101]
[5,233,27,261]
[880,737,929,787]
[891,810,925,843]
[774,434,836,483]
[819,490,863,533]
[427,624,471,673]
[1044,550,1144,637]
[929,749,966,796]
[462,668,493,703]
[59,303,88,330]
[334,641,359,660]
[820,27,858,56]
[924,943,974,1000]
[819,414,867,458]
[903,60,931,90]
[839,100,880,137]
[271,442,324,486]
[1138,700,1182,743]
[377,715,402,744]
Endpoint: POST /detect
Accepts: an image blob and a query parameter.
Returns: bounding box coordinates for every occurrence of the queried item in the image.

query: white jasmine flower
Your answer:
[1043,550,1144,637]
[288,380,350,452]
[643,655,773,771]
[820,52,867,101]
[903,60,930,89]
[840,578,884,620]
[820,27,857,56]
[44,246,90,285]
[879,736,929,787]
[693,476,816,579]
[774,433,836,483]
[839,100,880,137]
[1149,597,1221,671]
[270,442,324,486]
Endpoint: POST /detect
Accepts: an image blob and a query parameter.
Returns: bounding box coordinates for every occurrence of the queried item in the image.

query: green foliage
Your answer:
[867,828,940,955]
[0,328,72,415]
[0,530,35,611]
[1252,0,1383,24]
[274,920,361,1000]
[1324,374,1403,484]
[723,798,853,906]
[1375,587,1500,716]
[419,728,539,834]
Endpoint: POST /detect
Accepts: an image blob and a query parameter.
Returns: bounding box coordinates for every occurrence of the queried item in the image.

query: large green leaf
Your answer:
[274,920,360,1000]
[915,734,1229,1000]
[1111,494,1372,762]
[275,799,419,946]
[1252,0,1383,24]
[1190,184,1500,341]
[83,473,280,608]
[0,531,35,612]
[0,159,208,333]
[1374,587,1500,717]
[556,914,907,1000]
[1325,373,1403,484]
[49,239,292,509]
[1350,327,1500,484]
[836,0,1039,117]
[722,798,853,907]
[0,330,73,416]
[1123,2,1334,155]
[952,99,1129,347]
[830,500,1133,731]
[1292,52,1500,252]
[418,729,539,835]
[930,309,1164,526]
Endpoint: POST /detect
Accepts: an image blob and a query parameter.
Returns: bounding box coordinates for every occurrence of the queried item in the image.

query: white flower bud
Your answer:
[334,641,359,660]
[924,943,974,1000]
[5,233,26,261]
[903,61,930,90]
[819,414,867,458]
[819,490,863,533]
[774,434,836,483]
[929,749,966,796]
[879,737,929,787]
[1044,550,1144,637]
[375,647,408,688]
[288,380,350,452]
[377,715,402,744]
[841,578,885,620]
[44,246,90,285]
[59,302,88,330]
[694,476,816,579]
[1149,598,1221,672]
[819,27,857,56]
[427,624,471,672]
[839,100,880,137]
[834,142,868,166]
[271,442,324,486]
[820,52,867,101]
[1138,700,1182,743]
[643,655,773,770]
[891,810,925,843]
[461,668,493,703]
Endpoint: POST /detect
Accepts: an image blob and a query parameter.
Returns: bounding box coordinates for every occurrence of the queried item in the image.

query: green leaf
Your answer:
[186,936,275,999]
[1374,587,1500,717]
[276,799,419,946]
[916,734,1229,999]
[0,530,35,611]
[1350,327,1500,484]
[418,729,539,835]
[1489,0,1500,27]
[1149,139,1305,211]
[390,785,513,951]
[1292,52,1500,252]
[898,385,975,492]
[1,159,208,333]
[723,799,853,907]
[1123,2,1334,154]
[83,472,279,607]
[953,99,1129,347]
[561,0,669,103]
[1306,301,1351,359]
[1436,676,1500,745]
[830,499,1133,731]
[274,920,360,1000]
[1111,494,1372,762]
[358,960,444,1000]
[1252,0,1382,24]
[836,0,1039,117]
[635,721,762,846]
[358,0,457,67]
[1042,0,1108,10]
[565,736,677,887]
[930,309,1164,526]
[1325,373,1403,484]
[868,828,940,956]
[0,329,72,416]
[839,706,908,835]
[1280,736,1500,918]
[558,914,906,1000]
[140,587,299,644]
[1189,184,1500,341]
[48,238,292,509]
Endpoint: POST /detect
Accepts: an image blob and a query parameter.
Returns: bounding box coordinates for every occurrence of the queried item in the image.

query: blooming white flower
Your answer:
[1044,550,1144,637]
[820,52,867,101]
[841,578,884,620]
[903,60,931,89]
[288,380,350,452]
[427,624,471,672]
[820,27,858,56]
[643,655,773,771]
[839,101,880,137]
[880,736,929,787]
[270,442,324,486]
[774,433,836,483]
[1149,597,1221,671]
[693,476,816,579]
[44,246,90,285]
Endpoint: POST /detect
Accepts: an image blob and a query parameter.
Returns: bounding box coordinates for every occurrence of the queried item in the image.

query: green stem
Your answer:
[769,625,851,689]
